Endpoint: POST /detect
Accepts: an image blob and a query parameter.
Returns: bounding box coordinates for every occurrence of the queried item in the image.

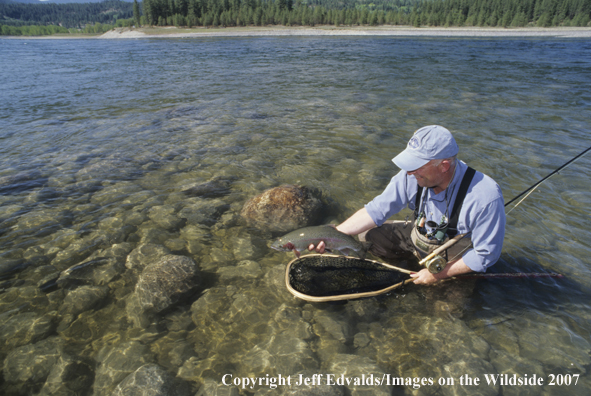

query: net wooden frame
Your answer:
[285,254,415,302]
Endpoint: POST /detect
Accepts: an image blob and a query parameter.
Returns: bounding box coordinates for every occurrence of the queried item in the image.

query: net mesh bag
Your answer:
[286,254,411,301]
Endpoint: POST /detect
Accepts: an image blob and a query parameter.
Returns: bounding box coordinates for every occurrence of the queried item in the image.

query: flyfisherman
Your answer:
[310,125,506,285]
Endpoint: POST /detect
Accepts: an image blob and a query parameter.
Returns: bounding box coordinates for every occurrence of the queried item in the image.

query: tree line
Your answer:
[140,0,590,28]
[0,0,133,28]
[1,0,590,37]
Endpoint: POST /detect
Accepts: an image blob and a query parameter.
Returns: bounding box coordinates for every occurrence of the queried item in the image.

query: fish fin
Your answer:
[294,249,301,258]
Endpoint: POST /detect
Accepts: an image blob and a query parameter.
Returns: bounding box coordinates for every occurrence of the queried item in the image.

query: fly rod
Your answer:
[504,145,591,209]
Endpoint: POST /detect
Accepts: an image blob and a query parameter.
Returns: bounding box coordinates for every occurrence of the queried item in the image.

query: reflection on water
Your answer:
[0,37,590,395]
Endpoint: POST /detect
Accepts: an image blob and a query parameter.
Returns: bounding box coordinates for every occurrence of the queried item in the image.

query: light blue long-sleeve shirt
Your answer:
[364,160,505,272]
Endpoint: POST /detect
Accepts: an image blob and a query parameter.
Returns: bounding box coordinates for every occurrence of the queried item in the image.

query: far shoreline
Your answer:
[5,25,591,39]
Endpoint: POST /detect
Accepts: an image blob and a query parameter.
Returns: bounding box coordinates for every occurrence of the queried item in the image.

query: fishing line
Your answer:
[504,145,591,209]
[447,145,591,263]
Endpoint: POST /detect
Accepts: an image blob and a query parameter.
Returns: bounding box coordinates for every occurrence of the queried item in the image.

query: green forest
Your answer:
[1,0,590,36]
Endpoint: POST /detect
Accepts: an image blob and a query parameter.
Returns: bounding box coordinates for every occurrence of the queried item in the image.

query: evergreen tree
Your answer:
[133,0,141,26]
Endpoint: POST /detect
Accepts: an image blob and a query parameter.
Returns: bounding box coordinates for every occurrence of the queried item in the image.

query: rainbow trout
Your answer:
[271,226,369,258]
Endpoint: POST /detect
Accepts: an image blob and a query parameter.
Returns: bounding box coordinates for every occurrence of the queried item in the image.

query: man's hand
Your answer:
[410,258,474,285]
[307,241,326,254]
[410,268,441,285]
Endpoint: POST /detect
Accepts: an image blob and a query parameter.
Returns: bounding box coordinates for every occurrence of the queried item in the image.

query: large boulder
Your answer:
[127,255,200,327]
[241,185,324,232]
[134,255,200,313]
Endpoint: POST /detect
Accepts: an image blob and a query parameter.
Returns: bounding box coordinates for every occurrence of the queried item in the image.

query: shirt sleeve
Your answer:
[461,195,506,272]
[364,170,417,227]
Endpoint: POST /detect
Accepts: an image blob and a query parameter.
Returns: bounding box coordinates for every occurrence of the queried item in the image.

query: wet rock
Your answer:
[0,311,57,349]
[164,238,186,252]
[177,355,235,387]
[489,350,544,396]
[271,304,313,341]
[217,260,263,283]
[77,158,140,183]
[517,318,591,372]
[134,255,199,313]
[90,182,143,206]
[442,358,499,396]
[182,176,236,198]
[241,332,318,380]
[0,257,28,278]
[125,243,171,272]
[57,256,124,287]
[327,354,392,396]
[0,169,45,194]
[11,208,69,238]
[38,353,94,396]
[24,245,53,267]
[58,285,110,317]
[313,312,351,344]
[127,255,200,327]
[94,341,153,395]
[149,205,186,230]
[51,235,105,270]
[112,363,192,396]
[178,198,231,226]
[58,303,123,343]
[189,285,278,360]
[241,185,324,232]
[3,336,64,391]
[0,286,50,314]
[282,370,345,396]
[136,224,178,245]
[197,378,239,396]
[230,235,266,260]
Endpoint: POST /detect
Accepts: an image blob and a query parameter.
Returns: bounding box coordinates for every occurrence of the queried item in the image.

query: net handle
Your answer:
[284,254,415,302]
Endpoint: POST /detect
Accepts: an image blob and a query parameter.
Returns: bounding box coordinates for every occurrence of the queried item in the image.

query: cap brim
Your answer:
[392,149,430,172]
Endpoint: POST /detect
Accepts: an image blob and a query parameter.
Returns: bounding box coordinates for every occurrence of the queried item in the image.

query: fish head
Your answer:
[271,237,295,252]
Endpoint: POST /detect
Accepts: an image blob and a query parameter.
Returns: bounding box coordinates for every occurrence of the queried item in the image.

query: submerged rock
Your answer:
[94,341,153,395]
[3,336,65,391]
[181,176,236,198]
[134,255,200,313]
[125,243,171,272]
[241,185,324,232]
[178,198,230,227]
[112,363,192,396]
[0,311,57,349]
[58,285,110,318]
[197,378,239,396]
[148,205,186,230]
[0,169,45,194]
[328,354,392,396]
[127,255,200,327]
[38,354,94,396]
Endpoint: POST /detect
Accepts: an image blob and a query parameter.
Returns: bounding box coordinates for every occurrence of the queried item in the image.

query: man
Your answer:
[311,125,506,285]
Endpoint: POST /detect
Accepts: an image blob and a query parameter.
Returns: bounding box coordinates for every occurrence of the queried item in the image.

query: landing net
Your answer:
[285,254,413,302]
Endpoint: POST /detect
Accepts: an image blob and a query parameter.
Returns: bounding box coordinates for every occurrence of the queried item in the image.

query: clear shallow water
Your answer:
[0,36,590,395]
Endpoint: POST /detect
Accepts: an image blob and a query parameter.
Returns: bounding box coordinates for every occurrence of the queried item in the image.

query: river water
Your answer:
[0,36,590,395]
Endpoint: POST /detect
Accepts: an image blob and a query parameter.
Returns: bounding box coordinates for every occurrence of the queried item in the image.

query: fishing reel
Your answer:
[423,255,446,274]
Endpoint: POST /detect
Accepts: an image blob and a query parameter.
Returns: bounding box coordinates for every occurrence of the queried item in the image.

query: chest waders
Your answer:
[410,167,476,273]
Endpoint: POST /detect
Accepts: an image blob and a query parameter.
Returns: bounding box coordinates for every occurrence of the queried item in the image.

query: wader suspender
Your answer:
[413,166,476,237]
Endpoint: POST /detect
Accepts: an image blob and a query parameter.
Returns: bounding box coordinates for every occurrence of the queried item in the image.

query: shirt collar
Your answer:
[428,160,467,202]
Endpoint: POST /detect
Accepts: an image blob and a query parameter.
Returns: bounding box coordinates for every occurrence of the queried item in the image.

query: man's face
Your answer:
[407,159,445,188]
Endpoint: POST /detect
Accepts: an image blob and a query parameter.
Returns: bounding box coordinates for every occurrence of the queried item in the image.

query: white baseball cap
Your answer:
[392,125,459,171]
